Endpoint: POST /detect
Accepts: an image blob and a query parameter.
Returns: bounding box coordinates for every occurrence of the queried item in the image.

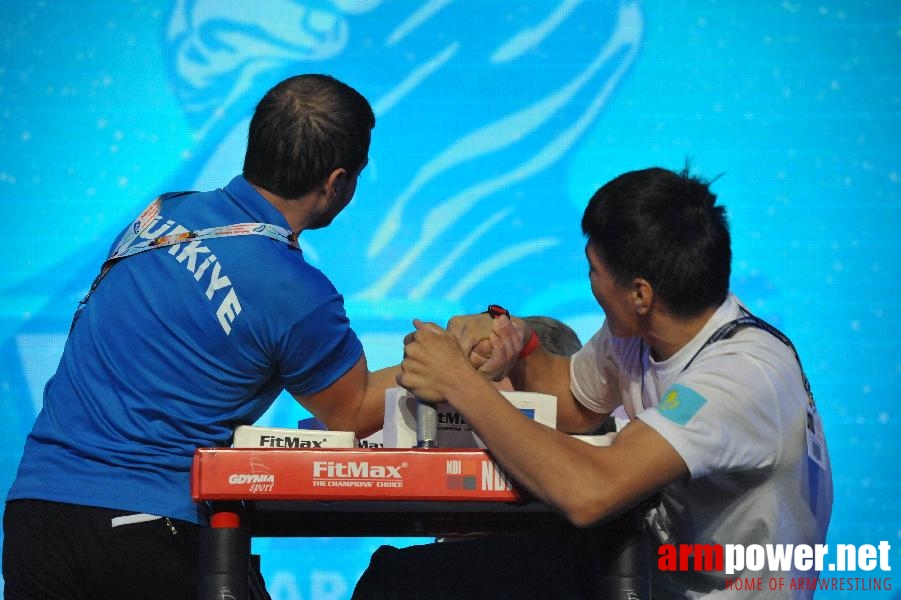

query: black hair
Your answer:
[581,167,731,318]
[243,74,375,199]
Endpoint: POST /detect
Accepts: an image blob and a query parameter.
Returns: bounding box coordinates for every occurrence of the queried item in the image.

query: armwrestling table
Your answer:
[191,447,651,600]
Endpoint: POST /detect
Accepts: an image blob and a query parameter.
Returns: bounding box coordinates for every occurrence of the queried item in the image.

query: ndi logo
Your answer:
[481,460,513,492]
[446,459,512,491]
[445,459,478,490]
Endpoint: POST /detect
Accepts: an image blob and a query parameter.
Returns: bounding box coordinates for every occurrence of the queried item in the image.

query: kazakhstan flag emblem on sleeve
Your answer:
[658,383,707,425]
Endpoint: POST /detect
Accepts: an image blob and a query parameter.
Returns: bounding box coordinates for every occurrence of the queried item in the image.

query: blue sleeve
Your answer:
[276,292,364,396]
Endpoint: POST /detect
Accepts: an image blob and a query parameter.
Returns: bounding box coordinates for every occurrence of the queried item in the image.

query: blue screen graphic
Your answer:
[1,1,899,598]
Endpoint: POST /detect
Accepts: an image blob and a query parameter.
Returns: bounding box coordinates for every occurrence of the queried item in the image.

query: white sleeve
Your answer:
[637,345,790,479]
[570,322,641,415]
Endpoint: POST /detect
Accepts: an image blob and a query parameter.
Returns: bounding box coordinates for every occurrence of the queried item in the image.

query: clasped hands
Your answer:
[396,313,524,403]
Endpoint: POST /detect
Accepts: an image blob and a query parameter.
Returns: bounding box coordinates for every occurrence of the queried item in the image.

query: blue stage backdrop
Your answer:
[1,1,899,598]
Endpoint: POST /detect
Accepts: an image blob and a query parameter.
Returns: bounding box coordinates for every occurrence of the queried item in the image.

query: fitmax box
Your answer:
[383,387,557,448]
[297,416,385,449]
[232,425,356,449]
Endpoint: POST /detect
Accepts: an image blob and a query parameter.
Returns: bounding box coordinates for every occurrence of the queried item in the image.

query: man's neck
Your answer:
[251,183,316,235]
[644,306,718,361]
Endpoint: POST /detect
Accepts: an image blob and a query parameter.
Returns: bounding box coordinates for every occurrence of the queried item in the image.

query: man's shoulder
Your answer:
[229,245,339,306]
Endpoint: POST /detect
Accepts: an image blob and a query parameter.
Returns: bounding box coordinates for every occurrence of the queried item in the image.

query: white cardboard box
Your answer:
[296,416,385,448]
[382,387,557,448]
[232,425,356,449]
[357,429,384,448]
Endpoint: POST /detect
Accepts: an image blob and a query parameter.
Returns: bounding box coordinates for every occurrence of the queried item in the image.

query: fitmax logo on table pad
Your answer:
[312,461,407,489]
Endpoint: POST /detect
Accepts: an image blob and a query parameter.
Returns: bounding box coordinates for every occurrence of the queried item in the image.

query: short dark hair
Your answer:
[243,74,375,199]
[522,316,581,356]
[581,167,731,318]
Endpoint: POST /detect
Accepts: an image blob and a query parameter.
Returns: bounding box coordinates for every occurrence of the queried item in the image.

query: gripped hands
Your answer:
[446,312,524,380]
[397,319,479,403]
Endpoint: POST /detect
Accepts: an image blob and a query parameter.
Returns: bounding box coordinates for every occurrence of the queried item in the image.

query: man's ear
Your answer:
[323,167,347,200]
[632,277,654,315]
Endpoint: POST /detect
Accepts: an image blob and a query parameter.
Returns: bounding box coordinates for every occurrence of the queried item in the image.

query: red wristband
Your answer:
[518,330,540,359]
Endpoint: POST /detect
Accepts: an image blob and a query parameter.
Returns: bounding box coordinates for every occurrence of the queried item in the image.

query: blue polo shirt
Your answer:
[7,176,363,523]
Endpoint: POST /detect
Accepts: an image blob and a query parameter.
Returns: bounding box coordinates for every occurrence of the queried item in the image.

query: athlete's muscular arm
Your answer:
[511,349,606,434]
[399,321,688,526]
[292,356,400,438]
[289,320,494,437]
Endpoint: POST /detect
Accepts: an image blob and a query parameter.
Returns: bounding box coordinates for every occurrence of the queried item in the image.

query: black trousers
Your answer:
[352,523,651,600]
[3,499,200,600]
[353,534,583,600]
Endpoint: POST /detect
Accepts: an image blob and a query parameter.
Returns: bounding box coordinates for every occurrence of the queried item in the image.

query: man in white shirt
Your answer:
[355,166,832,599]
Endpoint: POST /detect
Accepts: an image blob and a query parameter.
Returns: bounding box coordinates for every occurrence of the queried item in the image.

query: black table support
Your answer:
[199,499,651,600]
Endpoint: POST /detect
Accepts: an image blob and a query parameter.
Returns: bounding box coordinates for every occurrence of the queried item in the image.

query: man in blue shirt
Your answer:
[4,74,400,600]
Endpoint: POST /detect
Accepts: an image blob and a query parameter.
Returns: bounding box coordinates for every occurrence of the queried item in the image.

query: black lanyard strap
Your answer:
[681,307,815,407]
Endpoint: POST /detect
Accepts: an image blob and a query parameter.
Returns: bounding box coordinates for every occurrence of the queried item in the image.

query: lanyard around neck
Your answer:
[71,191,298,331]
[641,307,816,408]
